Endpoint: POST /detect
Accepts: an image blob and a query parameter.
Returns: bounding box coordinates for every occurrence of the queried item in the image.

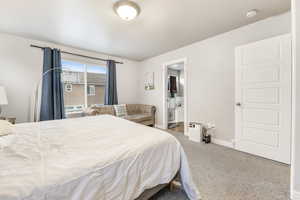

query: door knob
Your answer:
[236,102,242,106]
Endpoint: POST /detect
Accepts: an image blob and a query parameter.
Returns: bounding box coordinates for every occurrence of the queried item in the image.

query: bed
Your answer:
[0,115,200,200]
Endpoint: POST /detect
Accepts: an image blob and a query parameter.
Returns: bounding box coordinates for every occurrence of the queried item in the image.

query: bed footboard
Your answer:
[135,172,180,200]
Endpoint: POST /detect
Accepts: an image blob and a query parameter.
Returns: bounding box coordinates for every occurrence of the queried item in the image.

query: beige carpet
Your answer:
[151,131,290,200]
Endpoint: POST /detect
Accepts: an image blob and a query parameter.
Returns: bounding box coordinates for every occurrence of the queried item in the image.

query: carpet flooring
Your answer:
[151,131,290,200]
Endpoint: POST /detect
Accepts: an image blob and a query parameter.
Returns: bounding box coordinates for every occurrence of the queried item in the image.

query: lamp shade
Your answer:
[0,86,8,105]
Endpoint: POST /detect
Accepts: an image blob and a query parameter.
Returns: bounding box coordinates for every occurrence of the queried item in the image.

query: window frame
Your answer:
[61,59,106,114]
[87,85,96,96]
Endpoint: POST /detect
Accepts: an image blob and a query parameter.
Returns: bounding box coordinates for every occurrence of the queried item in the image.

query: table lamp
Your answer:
[0,86,8,115]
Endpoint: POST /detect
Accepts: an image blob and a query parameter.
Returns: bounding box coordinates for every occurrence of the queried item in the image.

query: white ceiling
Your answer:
[0,0,290,61]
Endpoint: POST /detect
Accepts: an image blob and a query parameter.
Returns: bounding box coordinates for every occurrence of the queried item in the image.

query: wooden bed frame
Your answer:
[136,173,180,200]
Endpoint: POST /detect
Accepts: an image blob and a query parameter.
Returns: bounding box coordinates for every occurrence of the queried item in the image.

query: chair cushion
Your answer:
[114,104,128,117]
[85,105,115,116]
[123,114,152,123]
[126,104,141,115]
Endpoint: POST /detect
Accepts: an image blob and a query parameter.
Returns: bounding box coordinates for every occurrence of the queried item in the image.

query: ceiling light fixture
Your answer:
[114,0,141,21]
[246,9,258,18]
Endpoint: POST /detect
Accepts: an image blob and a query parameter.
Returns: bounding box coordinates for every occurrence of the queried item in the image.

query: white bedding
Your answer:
[0,115,200,200]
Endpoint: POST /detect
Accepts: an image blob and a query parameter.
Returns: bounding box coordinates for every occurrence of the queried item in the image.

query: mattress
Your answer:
[0,115,200,200]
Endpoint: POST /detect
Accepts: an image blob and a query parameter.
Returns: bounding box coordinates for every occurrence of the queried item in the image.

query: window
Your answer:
[61,60,106,117]
[87,85,96,96]
[65,83,72,92]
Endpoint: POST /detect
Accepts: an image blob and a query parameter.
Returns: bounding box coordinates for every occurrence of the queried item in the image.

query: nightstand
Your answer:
[0,117,16,124]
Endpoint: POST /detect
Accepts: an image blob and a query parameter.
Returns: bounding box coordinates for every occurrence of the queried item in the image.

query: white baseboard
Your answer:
[211,137,234,149]
[292,190,300,200]
[156,125,234,149]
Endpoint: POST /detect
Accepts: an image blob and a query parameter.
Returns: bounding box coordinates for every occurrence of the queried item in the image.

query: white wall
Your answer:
[292,0,300,198]
[0,33,140,123]
[138,12,291,142]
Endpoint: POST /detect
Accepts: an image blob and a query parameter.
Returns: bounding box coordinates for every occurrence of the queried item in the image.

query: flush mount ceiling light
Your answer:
[246,9,258,18]
[114,0,141,21]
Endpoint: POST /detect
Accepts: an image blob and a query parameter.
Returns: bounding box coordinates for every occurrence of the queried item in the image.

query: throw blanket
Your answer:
[0,115,200,200]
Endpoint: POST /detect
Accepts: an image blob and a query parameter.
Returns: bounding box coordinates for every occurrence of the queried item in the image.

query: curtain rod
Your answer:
[30,44,124,64]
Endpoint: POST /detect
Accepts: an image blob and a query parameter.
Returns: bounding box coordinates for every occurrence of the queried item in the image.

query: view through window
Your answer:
[61,60,106,118]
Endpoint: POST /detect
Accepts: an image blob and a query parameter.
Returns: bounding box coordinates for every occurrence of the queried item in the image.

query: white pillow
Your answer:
[114,104,128,117]
[0,135,16,148]
[0,120,14,137]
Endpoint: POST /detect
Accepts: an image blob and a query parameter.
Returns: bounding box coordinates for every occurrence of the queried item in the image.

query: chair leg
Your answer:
[169,181,175,192]
[169,180,181,192]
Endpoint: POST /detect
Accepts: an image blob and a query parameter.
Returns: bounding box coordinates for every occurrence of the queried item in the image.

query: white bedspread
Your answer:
[0,115,200,200]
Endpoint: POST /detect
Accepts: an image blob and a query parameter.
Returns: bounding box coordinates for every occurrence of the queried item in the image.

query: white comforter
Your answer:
[0,115,200,200]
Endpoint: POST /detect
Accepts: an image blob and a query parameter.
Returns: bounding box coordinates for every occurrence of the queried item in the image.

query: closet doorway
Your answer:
[162,58,188,135]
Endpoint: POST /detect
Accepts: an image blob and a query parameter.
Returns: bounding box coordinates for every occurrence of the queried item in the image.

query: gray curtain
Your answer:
[105,60,118,105]
[40,48,65,121]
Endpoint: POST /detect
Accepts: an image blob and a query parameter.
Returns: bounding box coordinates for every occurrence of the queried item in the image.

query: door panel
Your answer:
[242,108,279,126]
[242,67,280,83]
[243,87,279,104]
[241,39,280,65]
[235,34,292,164]
[242,127,279,147]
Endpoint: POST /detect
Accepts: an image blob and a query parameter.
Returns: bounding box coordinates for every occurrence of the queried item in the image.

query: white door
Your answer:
[235,34,292,164]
